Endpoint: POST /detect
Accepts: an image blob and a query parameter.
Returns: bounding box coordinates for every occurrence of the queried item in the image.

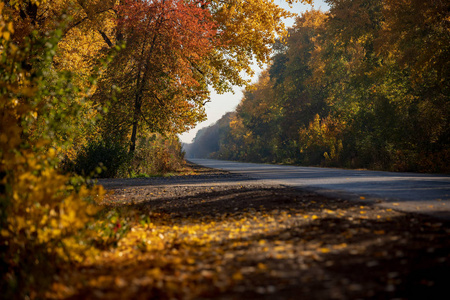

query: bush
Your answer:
[129,133,185,176]
[65,139,131,178]
[65,134,185,178]
[0,8,104,298]
[298,115,344,166]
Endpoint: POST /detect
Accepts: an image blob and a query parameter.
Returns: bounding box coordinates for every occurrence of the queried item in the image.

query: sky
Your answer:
[179,0,330,144]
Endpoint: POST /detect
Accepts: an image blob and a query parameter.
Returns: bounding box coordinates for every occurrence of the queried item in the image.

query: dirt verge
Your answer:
[56,163,449,299]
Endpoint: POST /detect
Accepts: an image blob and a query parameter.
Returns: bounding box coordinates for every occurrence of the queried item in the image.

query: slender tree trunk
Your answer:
[128,10,162,153]
[129,94,142,153]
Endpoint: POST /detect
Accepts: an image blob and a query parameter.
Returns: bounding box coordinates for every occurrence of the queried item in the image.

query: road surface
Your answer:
[189,159,450,219]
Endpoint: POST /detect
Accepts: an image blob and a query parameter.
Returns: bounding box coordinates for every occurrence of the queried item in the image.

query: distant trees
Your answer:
[184,112,235,158]
[198,1,449,173]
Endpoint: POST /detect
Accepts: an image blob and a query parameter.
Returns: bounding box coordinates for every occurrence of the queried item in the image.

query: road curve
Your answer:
[189,159,450,220]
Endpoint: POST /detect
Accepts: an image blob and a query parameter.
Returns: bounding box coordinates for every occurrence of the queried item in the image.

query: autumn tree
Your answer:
[93,0,217,153]
[0,1,117,157]
[375,0,450,170]
[89,0,304,154]
[270,10,329,162]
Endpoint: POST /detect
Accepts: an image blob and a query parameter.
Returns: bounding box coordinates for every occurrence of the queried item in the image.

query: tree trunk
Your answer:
[129,94,142,153]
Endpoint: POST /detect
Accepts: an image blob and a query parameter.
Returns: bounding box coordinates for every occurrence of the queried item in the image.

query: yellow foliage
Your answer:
[299,114,344,164]
[0,6,105,298]
[206,0,295,91]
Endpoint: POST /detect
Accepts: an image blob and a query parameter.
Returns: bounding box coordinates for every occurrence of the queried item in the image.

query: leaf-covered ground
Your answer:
[48,164,450,299]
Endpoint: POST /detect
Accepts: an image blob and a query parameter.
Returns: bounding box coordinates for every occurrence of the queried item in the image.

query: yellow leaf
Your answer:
[7,22,13,33]
[333,243,347,249]
[147,267,162,278]
[232,272,243,281]
[187,258,195,264]
[3,31,10,41]
[257,263,267,270]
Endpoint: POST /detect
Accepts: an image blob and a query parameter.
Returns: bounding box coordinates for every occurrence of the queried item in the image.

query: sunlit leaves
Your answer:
[1,6,105,298]
[208,0,294,91]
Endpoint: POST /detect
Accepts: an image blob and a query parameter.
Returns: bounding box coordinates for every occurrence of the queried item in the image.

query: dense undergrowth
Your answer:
[62,133,185,179]
[0,6,103,298]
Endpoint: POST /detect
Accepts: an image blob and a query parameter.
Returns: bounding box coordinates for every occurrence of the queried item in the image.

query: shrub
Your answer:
[129,133,185,176]
[65,133,186,178]
[0,8,104,298]
[298,115,344,166]
[66,139,130,178]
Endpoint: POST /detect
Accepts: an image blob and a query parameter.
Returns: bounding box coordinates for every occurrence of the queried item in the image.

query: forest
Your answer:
[1,0,449,298]
[187,0,450,173]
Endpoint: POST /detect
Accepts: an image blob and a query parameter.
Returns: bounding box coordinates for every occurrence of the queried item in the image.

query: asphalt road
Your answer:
[189,159,450,220]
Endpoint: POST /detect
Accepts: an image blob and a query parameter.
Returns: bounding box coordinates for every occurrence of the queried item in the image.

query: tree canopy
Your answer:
[196,0,449,172]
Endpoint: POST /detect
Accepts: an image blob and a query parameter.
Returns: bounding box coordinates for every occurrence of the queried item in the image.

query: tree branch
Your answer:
[98,29,114,47]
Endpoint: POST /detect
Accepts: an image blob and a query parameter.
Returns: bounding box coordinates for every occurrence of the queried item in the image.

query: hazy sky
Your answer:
[179,0,330,144]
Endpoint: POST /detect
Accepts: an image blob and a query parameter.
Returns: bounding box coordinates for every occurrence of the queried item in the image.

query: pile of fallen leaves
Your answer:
[45,168,449,299]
